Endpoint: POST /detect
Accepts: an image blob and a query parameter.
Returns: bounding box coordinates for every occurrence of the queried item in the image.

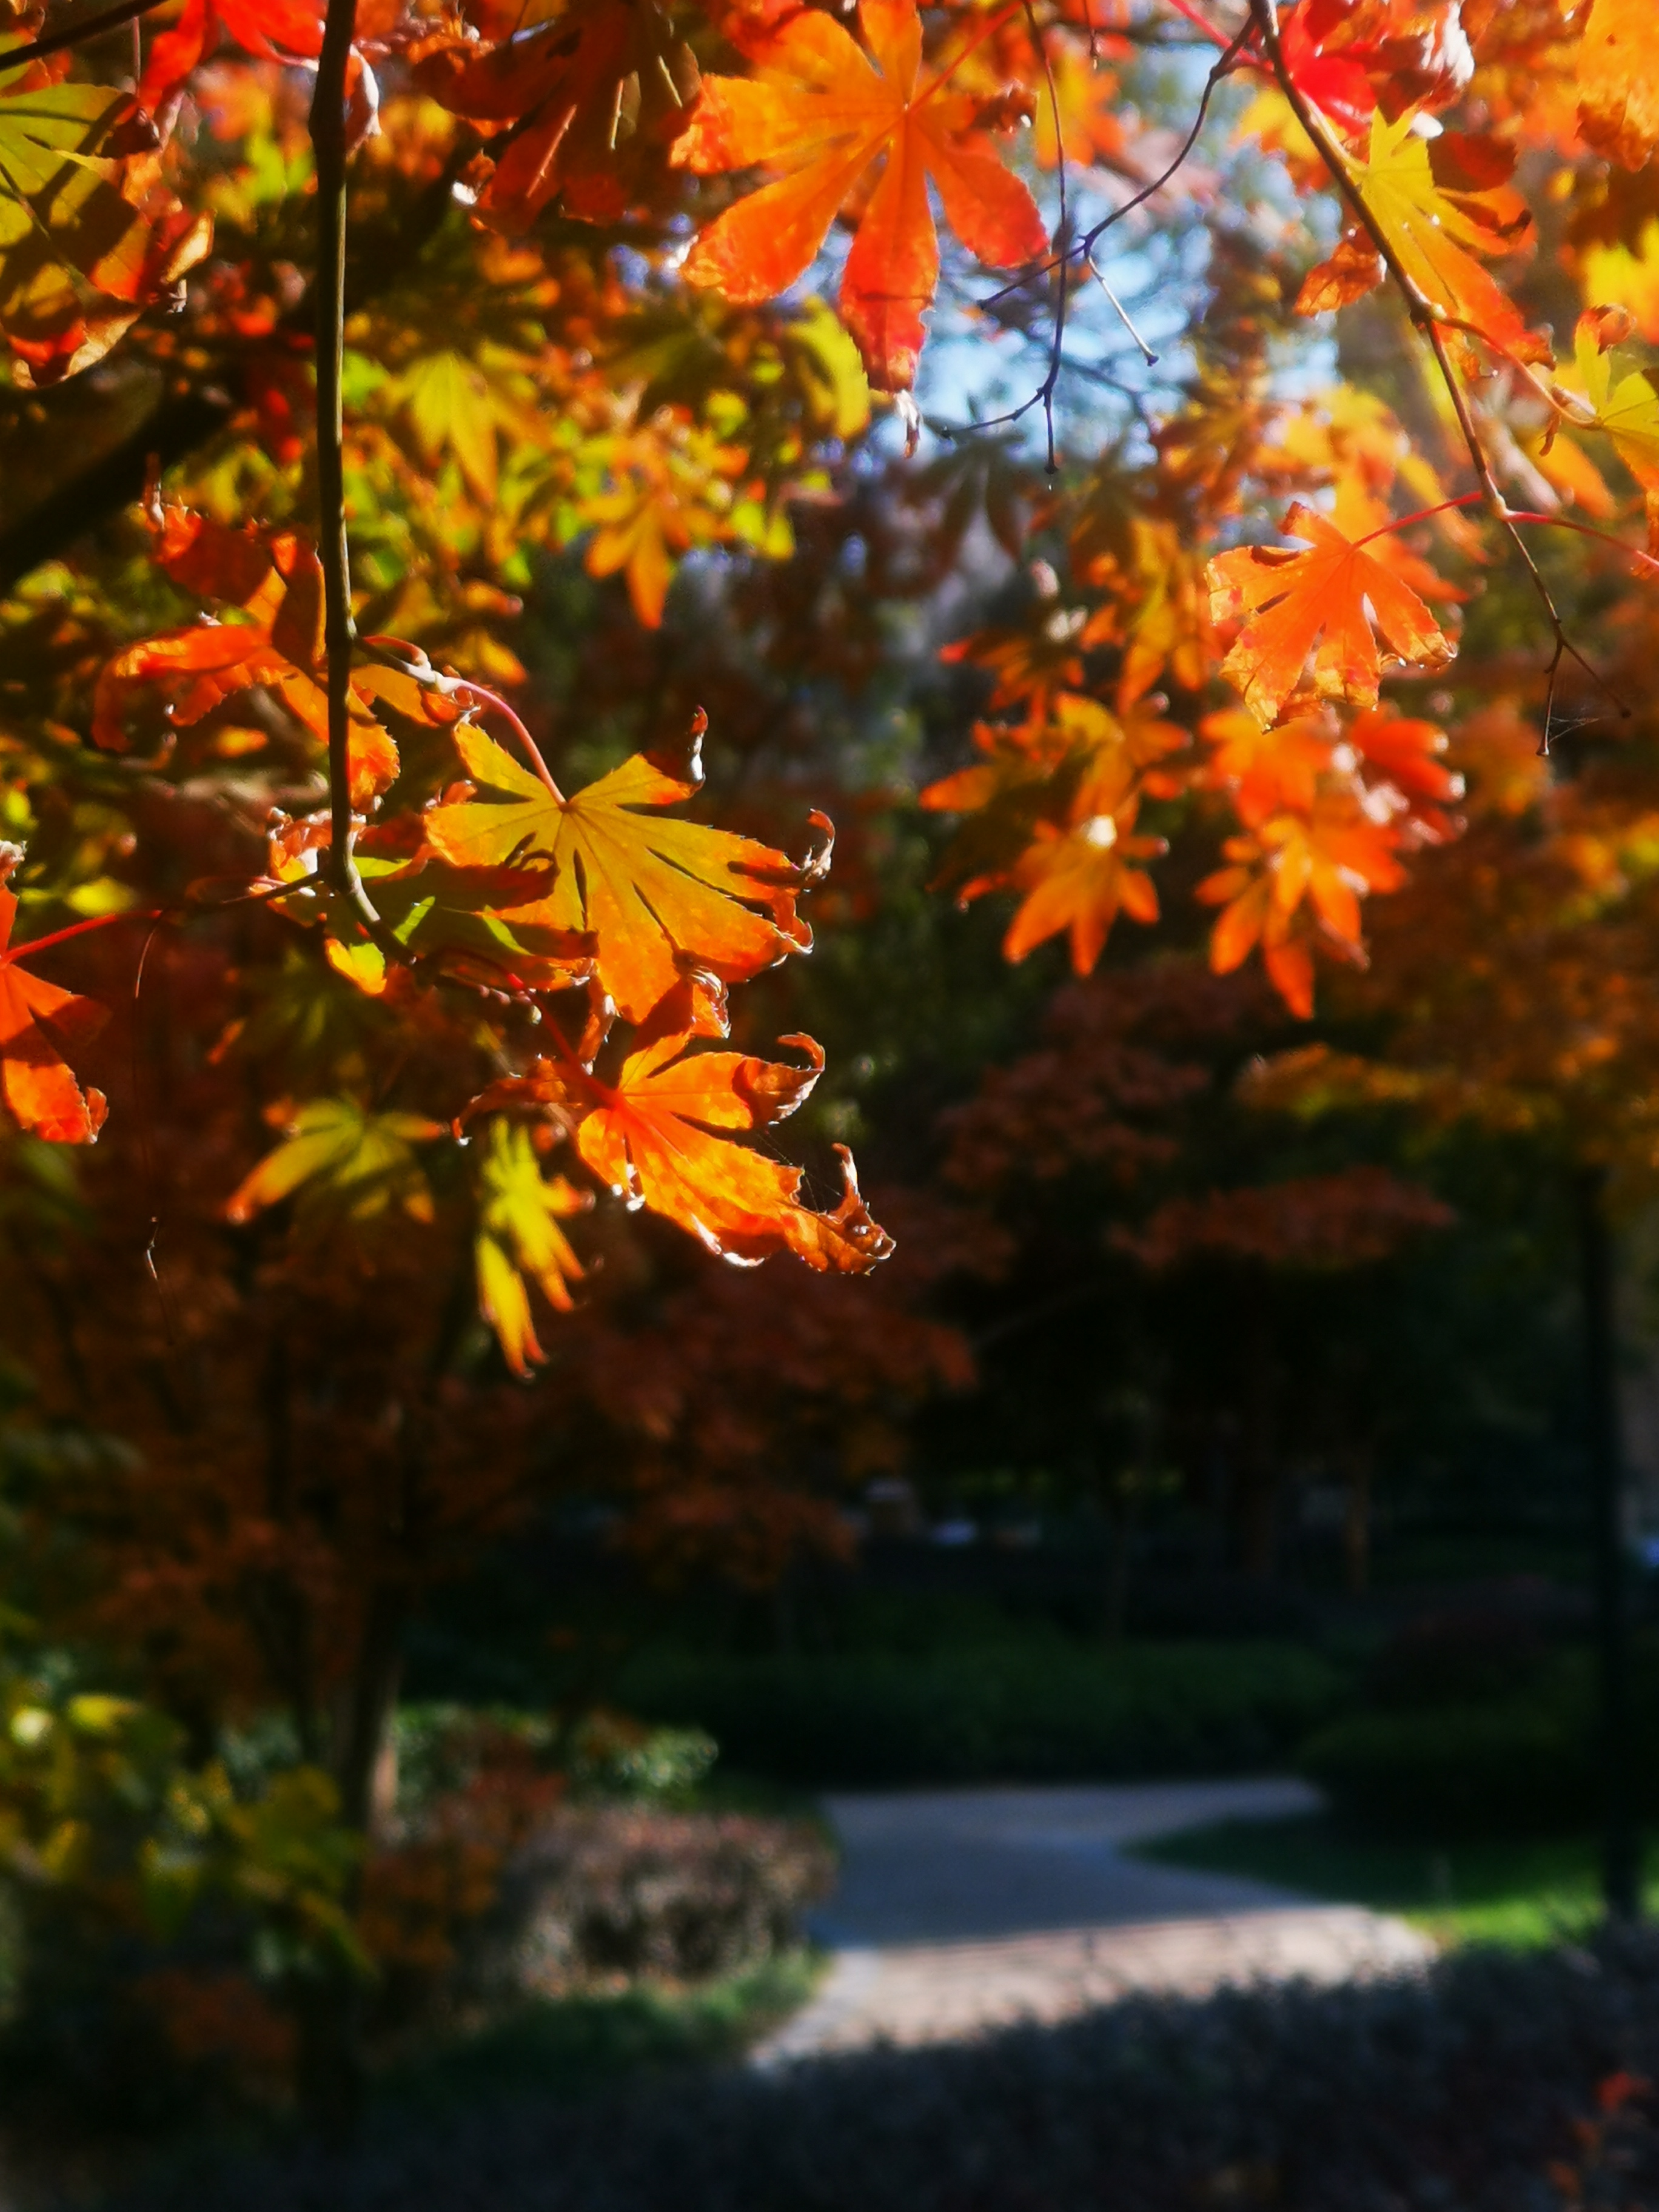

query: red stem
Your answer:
[1504,511,1659,583]
[1159,0,1233,50]
[453,680,561,797]
[1353,491,1485,546]
[2,905,164,966]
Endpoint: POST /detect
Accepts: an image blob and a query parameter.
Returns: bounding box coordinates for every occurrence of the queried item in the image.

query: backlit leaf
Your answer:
[0,889,108,1144]
[474,1117,591,1377]
[673,0,1047,390]
[1207,500,1455,728]
[423,718,820,1022]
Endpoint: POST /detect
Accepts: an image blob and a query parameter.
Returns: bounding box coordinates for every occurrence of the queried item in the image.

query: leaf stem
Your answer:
[1,905,164,965]
[1504,510,1659,584]
[451,681,562,797]
[1353,491,1484,546]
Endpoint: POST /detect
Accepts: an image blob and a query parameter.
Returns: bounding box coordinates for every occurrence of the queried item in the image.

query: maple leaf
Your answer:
[1566,306,1659,544]
[672,0,1048,390]
[1349,705,1461,836]
[574,1010,892,1273]
[1577,0,1659,172]
[1201,703,1334,820]
[1199,782,1408,1017]
[575,420,746,627]
[139,0,326,115]
[0,888,108,1144]
[1296,110,1546,364]
[0,44,212,385]
[423,716,822,1022]
[92,502,454,805]
[998,794,1165,974]
[415,0,700,230]
[474,1118,591,1378]
[923,696,1181,973]
[1207,500,1455,728]
[394,348,535,508]
[224,1098,444,1228]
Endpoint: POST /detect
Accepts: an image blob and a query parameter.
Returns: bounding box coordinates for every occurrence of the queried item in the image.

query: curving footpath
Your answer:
[755,1777,1433,2065]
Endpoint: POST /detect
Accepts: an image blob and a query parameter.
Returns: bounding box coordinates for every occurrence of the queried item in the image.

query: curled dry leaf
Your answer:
[457,981,893,1276]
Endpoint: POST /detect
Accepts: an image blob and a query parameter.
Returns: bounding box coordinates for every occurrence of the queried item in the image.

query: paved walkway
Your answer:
[755,1778,1434,2064]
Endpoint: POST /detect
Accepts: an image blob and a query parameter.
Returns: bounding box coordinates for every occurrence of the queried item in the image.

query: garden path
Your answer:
[753,1778,1433,2063]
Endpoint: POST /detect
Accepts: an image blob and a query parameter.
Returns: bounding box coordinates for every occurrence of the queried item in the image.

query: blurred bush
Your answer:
[365,1705,828,2037]
[97,1931,1659,2212]
[1301,1615,1659,1834]
[616,1640,1346,1786]
[0,1655,361,2123]
[503,1807,834,1989]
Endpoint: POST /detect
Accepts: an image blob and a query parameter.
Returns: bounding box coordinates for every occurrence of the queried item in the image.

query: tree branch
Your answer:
[1242,0,1622,737]
[2,0,163,72]
[309,0,373,920]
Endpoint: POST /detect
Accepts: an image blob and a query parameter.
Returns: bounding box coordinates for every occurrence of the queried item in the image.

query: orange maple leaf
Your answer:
[1576,0,1659,172]
[574,1011,891,1272]
[1207,500,1455,728]
[415,0,700,230]
[0,889,109,1144]
[92,501,450,806]
[423,716,821,1023]
[463,984,893,1273]
[672,0,1048,390]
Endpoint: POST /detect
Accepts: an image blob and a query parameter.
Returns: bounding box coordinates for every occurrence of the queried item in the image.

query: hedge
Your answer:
[615,1640,1347,1786]
[101,1931,1659,2211]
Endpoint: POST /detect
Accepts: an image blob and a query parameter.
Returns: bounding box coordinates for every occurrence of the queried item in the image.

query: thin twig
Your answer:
[1,0,163,73]
[1241,0,1624,740]
[1085,251,1158,364]
[1024,0,1068,471]
[977,14,1250,325]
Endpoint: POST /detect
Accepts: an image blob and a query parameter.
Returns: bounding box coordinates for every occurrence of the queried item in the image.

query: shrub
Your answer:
[1301,1628,1659,1836]
[501,1808,835,1990]
[97,1931,1659,2212]
[617,1640,1346,1786]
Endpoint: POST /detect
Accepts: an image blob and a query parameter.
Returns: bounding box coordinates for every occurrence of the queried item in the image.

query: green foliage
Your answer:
[618,1639,1346,1786]
[1136,1814,1659,1950]
[1298,1635,1659,1837]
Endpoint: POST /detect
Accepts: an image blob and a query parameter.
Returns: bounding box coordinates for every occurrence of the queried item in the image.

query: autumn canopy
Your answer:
[4,0,1659,2117]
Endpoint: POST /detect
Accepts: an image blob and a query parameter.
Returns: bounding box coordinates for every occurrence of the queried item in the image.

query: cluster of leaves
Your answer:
[4,0,1659,2115]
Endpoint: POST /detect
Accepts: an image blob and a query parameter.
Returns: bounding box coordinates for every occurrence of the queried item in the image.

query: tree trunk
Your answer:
[1576,1163,1642,1923]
